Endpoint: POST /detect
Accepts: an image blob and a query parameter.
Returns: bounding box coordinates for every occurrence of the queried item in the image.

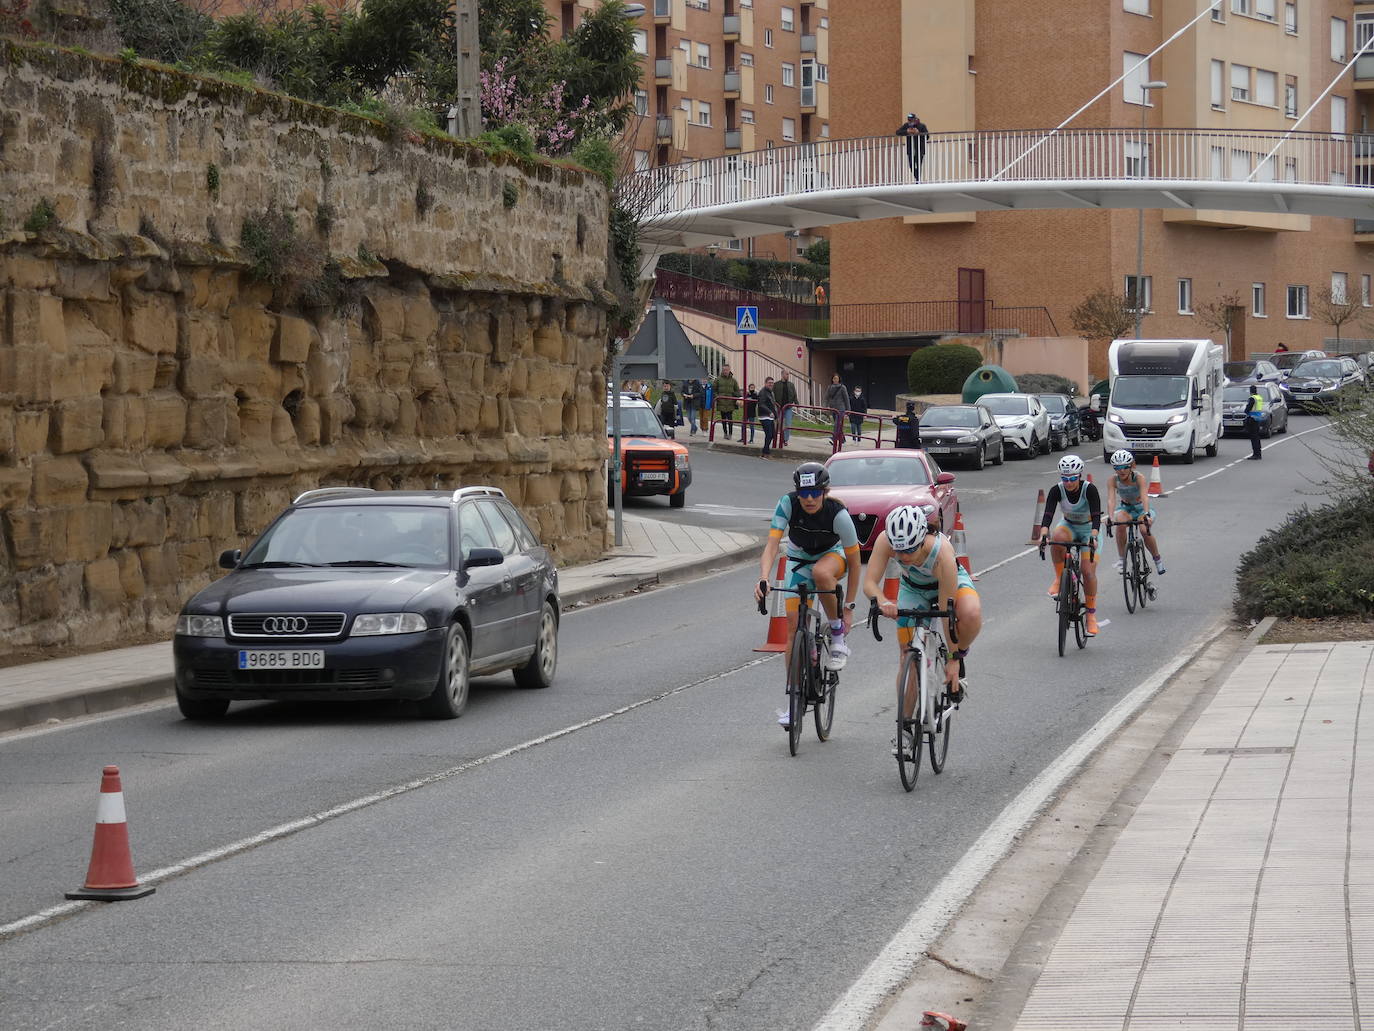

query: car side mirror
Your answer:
[465,547,504,569]
[218,549,241,570]
[935,471,956,485]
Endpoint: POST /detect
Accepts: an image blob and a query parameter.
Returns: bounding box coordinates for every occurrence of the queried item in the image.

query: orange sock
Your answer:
[1086,594,1096,609]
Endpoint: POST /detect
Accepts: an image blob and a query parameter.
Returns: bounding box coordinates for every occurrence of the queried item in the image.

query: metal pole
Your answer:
[611,355,624,547]
[655,298,667,383]
[1134,97,1145,340]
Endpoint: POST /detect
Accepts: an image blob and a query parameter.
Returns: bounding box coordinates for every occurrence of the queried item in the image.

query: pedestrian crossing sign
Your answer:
[735,306,759,335]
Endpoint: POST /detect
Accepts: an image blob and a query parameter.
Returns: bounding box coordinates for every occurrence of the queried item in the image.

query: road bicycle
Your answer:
[757,582,841,756]
[868,597,960,792]
[1039,537,1095,657]
[1108,517,1156,614]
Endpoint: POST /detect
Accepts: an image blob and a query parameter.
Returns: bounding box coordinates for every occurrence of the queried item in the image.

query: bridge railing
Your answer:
[630,128,1371,220]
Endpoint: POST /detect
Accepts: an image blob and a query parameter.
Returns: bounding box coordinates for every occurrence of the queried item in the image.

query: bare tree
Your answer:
[1310,286,1364,349]
[1069,289,1135,343]
[1194,291,1244,357]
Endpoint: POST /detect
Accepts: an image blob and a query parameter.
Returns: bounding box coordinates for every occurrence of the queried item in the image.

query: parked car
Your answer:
[917,404,1005,470]
[977,393,1052,457]
[172,487,560,721]
[823,450,959,557]
[1037,393,1082,450]
[1271,350,1326,379]
[607,393,691,508]
[1221,382,1289,438]
[1223,359,1282,385]
[1280,357,1365,411]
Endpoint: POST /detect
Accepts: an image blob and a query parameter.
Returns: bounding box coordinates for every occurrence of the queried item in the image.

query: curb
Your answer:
[0,674,176,734]
[561,540,764,609]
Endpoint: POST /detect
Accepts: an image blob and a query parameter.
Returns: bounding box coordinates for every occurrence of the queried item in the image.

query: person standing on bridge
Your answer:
[895,112,929,182]
[825,373,850,451]
[773,371,798,446]
[757,377,778,459]
[714,365,740,440]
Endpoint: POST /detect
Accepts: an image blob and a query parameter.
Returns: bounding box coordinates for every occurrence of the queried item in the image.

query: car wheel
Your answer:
[992,441,1004,465]
[1182,433,1196,465]
[420,623,470,719]
[669,490,686,509]
[1041,431,1053,455]
[1278,413,1288,434]
[514,601,558,690]
[176,688,229,721]
[1026,433,1039,458]
[1205,437,1218,457]
[1104,449,1114,464]
[973,444,985,471]
[1261,419,1273,439]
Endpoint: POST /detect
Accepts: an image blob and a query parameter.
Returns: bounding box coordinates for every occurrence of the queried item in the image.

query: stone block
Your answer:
[51,398,106,453]
[541,404,564,436]
[57,262,111,302]
[142,454,191,488]
[229,306,276,363]
[293,397,321,446]
[403,297,439,342]
[534,326,564,360]
[184,398,231,450]
[138,544,178,589]
[50,350,114,403]
[19,574,63,624]
[271,406,295,446]
[567,302,601,337]
[124,289,178,355]
[112,352,158,394]
[363,291,406,339]
[62,504,114,563]
[490,311,515,363]
[511,399,543,438]
[84,557,125,610]
[525,474,561,506]
[274,315,314,364]
[64,303,115,352]
[411,361,442,395]
[0,405,12,460]
[32,456,89,506]
[440,352,484,391]
[114,549,145,599]
[112,498,167,548]
[14,411,50,457]
[6,290,66,352]
[183,311,222,357]
[509,361,529,396]
[418,397,457,438]
[6,511,50,569]
[176,540,215,583]
[179,356,224,399]
[86,452,150,491]
[5,254,57,291]
[145,394,189,448]
[478,396,500,432]
[319,397,352,445]
[237,398,277,444]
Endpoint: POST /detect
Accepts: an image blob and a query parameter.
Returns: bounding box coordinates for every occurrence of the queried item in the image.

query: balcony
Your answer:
[725,129,742,151]
[655,115,672,143]
[724,70,740,98]
[655,58,672,83]
[800,85,815,111]
[1357,52,1374,89]
[801,33,816,53]
[1355,219,1374,242]
[723,14,739,40]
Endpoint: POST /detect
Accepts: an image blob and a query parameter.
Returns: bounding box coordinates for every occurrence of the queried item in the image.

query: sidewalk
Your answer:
[0,513,760,734]
[999,637,1373,1029]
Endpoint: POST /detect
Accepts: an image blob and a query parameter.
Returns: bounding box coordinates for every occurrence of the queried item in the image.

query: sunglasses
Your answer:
[797,488,824,500]
[1061,474,1081,483]
[1113,464,1133,471]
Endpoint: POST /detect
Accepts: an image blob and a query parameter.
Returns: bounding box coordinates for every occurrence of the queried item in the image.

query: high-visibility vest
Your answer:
[1248,390,1265,417]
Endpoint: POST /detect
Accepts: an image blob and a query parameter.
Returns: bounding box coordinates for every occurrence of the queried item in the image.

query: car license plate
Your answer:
[1223,417,1243,425]
[926,446,950,454]
[1294,393,1313,399]
[1127,439,1158,449]
[639,471,669,482]
[237,650,325,670]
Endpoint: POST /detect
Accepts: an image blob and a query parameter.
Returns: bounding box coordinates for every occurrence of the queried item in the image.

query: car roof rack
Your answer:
[292,487,377,505]
[450,486,507,502]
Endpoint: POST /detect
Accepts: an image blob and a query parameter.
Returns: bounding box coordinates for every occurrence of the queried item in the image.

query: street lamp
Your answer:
[1134,80,1166,339]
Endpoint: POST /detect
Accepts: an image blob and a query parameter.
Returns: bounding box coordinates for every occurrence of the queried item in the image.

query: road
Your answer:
[0,419,1341,1030]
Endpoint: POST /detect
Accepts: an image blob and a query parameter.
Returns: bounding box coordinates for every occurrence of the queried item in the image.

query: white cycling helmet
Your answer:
[885,504,929,551]
[1058,454,1085,477]
[1110,449,1135,467]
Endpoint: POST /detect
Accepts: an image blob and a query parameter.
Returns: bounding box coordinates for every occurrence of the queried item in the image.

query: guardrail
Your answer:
[707,399,896,453]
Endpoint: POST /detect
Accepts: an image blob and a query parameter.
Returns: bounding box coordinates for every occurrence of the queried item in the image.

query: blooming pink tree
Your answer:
[479,57,596,155]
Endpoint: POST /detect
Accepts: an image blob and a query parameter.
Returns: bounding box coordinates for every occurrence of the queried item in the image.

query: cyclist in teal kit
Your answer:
[1038,454,1102,636]
[1106,449,1165,575]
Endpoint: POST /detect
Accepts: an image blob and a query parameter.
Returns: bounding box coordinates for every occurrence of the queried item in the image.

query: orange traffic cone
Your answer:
[920,1013,967,1031]
[1147,456,1166,497]
[1028,488,1045,544]
[66,765,155,901]
[882,556,901,601]
[754,555,790,653]
[951,510,977,580]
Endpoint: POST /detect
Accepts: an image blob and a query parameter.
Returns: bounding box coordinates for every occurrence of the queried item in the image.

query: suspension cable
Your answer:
[989,1,1220,182]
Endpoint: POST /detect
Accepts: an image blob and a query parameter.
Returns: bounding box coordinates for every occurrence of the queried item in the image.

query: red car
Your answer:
[823,449,960,556]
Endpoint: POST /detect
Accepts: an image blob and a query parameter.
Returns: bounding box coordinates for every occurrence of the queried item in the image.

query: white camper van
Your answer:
[1103,338,1224,464]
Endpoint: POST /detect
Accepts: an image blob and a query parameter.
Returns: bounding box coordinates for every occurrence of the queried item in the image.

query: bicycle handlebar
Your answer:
[757,581,843,616]
[867,597,959,644]
[1038,537,1097,562]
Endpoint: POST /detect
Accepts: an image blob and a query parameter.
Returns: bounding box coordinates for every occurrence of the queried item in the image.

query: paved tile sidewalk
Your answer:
[1011,640,1373,1030]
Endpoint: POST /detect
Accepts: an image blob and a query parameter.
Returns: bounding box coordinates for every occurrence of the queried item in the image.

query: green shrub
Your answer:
[23,198,56,233]
[1234,489,1374,620]
[476,124,537,161]
[1015,372,1080,396]
[571,137,616,191]
[907,343,984,395]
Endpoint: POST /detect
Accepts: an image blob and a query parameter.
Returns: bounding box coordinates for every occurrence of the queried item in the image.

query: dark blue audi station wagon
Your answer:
[172,487,559,720]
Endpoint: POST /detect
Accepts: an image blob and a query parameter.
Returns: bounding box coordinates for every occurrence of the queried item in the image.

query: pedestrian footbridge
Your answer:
[627,128,1374,250]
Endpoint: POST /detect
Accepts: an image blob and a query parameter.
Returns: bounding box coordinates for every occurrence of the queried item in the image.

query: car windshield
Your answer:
[921,407,981,428]
[1293,360,1342,378]
[243,505,451,568]
[1038,396,1070,414]
[826,456,931,487]
[609,405,666,438]
[1110,376,1189,409]
[1273,353,1310,371]
[981,396,1030,416]
[1224,362,1256,379]
[1222,385,1254,401]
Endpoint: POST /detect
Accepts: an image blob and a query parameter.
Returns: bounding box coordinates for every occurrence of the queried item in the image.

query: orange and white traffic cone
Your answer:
[754,555,790,653]
[1028,488,1045,544]
[951,510,977,580]
[1147,455,1166,497]
[882,556,901,601]
[66,765,155,902]
[920,1014,967,1031]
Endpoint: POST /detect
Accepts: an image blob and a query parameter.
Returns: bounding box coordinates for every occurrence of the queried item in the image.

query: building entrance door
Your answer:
[958,268,986,333]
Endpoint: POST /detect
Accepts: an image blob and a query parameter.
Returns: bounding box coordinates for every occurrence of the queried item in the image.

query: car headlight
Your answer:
[957,434,978,444]
[675,454,689,471]
[351,613,429,636]
[1165,413,1187,425]
[176,614,224,637]
[1108,412,1126,425]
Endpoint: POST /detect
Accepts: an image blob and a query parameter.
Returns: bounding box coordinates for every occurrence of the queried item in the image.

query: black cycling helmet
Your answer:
[793,461,830,491]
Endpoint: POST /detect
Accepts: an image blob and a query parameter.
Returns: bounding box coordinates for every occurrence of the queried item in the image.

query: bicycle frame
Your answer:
[1040,538,1095,656]
[758,582,843,755]
[1108,517,1153,613]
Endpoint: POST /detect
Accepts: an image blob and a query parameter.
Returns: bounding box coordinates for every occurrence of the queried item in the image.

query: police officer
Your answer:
[1244,383,1265,460]
[893,400,922,449]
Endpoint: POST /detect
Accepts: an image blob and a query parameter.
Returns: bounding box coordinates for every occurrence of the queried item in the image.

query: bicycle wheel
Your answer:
[928,645,953,774]
[1121,536,1137,614]
[896,650,920,792]
[787,623,809,756]
[1134,540,1150,610]
[1057,564,1074,657]
[814,666,836,741]
[1073,573,1088,649]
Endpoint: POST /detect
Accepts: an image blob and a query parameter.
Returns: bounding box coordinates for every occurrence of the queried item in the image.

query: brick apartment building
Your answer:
[829,0,1374,379]
[548,0,831,268]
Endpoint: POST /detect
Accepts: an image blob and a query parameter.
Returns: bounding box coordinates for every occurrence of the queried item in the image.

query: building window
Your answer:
[782,62,795,87]
[1286,285,1309,318]
[1125,0,1149,13]
[722,239,743,252]
[1332,95,1348,136]
[1255,0,1276,21]
[1125,275,1152,313]
[1232,0,1250,15]
[817,63,829,82]
[765,84,774,104]
[634,90,649,116]
[1332,17,1347,61]
[1124,52,1152,103]
[764,27,774,47]
[695,42,711,68]
[1285,3,1297,34]
[782,117,796,141]
[1126,141,1150,177]
[1210,61,1225,109]
[696,101,711,127]
[632,29,647,54]
[1178,278,1194,314]
[634,149,650,172]
[1231,63,1251,101]
[1211,1,1224,21]
[1332,271,1349,304]
[1252,283,1266,316]
[1256,69,1277,106]
[1285,80,1298,118]
[781,5,794,31]
[740,52,754,67]
[741,109,755,124]
[820,123,830,138]
[1358,13,1374,54]
[1362,274,1371,306]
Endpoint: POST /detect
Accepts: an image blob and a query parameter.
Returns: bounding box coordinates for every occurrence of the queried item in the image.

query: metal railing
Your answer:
[628,127,1374,225]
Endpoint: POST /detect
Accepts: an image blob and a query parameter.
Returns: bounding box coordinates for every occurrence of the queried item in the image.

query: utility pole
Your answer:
[449,0,480,138]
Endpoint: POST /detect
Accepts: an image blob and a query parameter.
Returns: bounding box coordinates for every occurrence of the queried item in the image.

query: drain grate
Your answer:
[1203,746,1294,756]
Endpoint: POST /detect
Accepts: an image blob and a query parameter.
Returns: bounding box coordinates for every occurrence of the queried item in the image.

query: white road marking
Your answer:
[812,621,1221,1031]
[0,654,778,942]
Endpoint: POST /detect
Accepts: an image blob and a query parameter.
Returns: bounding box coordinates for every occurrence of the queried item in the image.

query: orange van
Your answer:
[606,394,691,508]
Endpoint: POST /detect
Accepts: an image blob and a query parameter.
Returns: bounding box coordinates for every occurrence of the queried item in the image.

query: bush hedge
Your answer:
[1234,489,1374,620]
[1014,372,1079,396]
[908,343,983,395]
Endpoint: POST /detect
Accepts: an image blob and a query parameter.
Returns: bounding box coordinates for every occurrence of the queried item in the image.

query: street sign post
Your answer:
[736,306,758,406]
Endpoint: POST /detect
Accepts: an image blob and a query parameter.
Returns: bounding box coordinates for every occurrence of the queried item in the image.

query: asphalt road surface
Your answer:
[0,419,1342,1030]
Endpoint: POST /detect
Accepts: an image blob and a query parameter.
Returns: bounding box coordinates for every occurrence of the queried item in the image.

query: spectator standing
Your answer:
[848,385,869,442]
[657,380,680,438]
[895,112,930,182]
[714,365,740,439]
[893,400,922,448]
[1244,383,1265,460]
[744,383,759,443]
[773,372,798,445]
[824,373,850,451]
[1275,341,1290,353]
[813,282,828,309]
[680,378,702,435]
[757,377,778,459]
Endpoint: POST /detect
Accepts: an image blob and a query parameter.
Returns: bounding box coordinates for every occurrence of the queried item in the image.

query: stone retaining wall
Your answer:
[0,43,613,653]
